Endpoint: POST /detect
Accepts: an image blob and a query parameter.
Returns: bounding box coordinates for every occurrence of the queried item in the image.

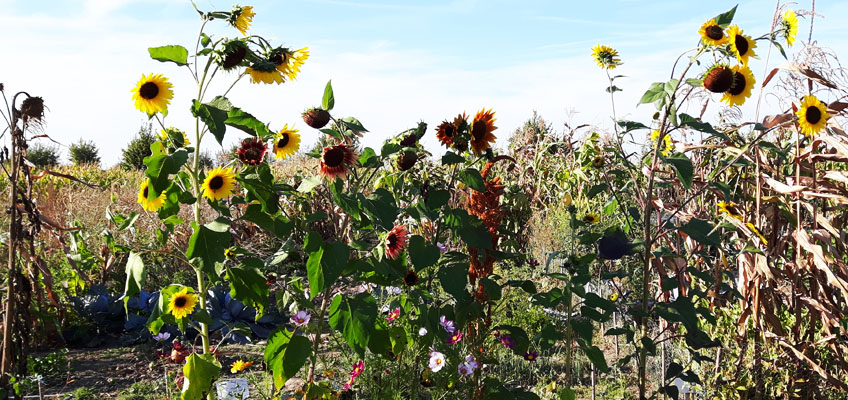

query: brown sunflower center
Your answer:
[444,125,455,138]
[583,215,595,222]
[734,35,749,56]
[805,106,822,124]
[142,186,149,198]
[705,25,724,40]
[387,233,398,248]
[728,72,747,96]
[209,176,224,190]
[404,270,418,286]
[323,147,345,167]
[244,148,262,161]
[174,296,187,308]
[139,82,160,100]
[277,133,290,148]
[471,121,487,141]
[269,52,287,66]
[223,46,247,69]
[725,204,741,215]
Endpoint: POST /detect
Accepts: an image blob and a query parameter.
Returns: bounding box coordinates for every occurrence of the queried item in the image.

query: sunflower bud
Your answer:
[221,41,247,70]
[400,133,419,147]
[397,151,418,171]
[302,108,331,129]
[703,65,733,93]
[20,96,44,121]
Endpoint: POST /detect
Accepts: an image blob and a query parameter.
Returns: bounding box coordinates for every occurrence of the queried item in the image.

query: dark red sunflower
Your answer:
[435,120,457,147]
[403,269,419,286]
[319,144,356,180]
[385,225,409,259]
[237,138,268,165]
[470,109,497,156]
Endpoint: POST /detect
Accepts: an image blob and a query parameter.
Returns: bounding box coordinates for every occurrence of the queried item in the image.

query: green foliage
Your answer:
[26,348,69,377]
[72,387,97,400]
[68,139,101,165]
[27,142,61,167]
[121,123,156,170]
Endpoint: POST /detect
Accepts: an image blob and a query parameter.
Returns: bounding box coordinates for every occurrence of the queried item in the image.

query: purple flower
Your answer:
[152,332,171,342]
[500,334,515,349]
[291,310,311,327]
[445,331,463,345]
[527,258,539,267]
[465,354,478,369]
[523,350,538,361]
[439,315,456,333]
[457,362,474,376]
[436,242,448,253]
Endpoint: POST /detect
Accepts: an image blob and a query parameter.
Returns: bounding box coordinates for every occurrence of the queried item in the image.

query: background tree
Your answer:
[120,123,155,170]
[26,142,60,168]
[68,139,100,165]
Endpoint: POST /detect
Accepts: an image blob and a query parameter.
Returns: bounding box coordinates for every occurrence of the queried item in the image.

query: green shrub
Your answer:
[120,123,155,170]
[69,139,101,165]
[26,348,69,377]
[116,381,160,400]
[72,387,97,400]
[27,143,60,168]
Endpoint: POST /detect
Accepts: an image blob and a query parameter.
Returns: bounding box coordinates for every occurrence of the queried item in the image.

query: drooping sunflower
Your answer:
[702,65,734,93]
[717,201,743,220]
[246,61,284,85]
[796,95,829,137]
[131,73,173,115]
[698,19,728,46]
[591,155,604,168]
[469,109,497,156]
[583,213,599,224]
[591,44,621,70]
[650,130,673,156]
[237,138,268,166]
[159,127,189,147]
[270,47,310,81]
[745,222,768,245]
[220,39,248,70]
[779,9,799,47]
[385,225,409,259]
[231,360,254,373]
[319,144,356,180]
[202,167,236,201]
[727,25,757,65]
[272,125,301,160]
[721,65,755,106]
[168,287,198,320]
[137,179,166,212]
[230,5,255,35]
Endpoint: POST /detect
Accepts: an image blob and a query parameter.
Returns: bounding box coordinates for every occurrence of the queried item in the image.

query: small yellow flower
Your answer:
[651,130,673,156]
[224,247,236,259]
[609,293,619,302]
[583,213,599,224]
[717,201,743,220]
[591,155,604,168]
[168,287,198,320]
[591,44,621,70]
[780,9,799,47]
[137,179,166,212]
[231,360,254,373]
[273,124,301,160]
[231,5,255,35]
[796,95,829,137]
[159,127,189,146]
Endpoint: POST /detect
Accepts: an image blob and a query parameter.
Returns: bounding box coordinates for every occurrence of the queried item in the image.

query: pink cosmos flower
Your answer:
[458,362,473,376]
[439,315,456,333]
[445,331,463,345]
[343,376,355,391]
[465,354,478,369]
[387,307,401,323]
[291,310,311,327]
[350,360,364,378]
[428,351,446,372]
[500,334,515,349]
[523,350,538,361]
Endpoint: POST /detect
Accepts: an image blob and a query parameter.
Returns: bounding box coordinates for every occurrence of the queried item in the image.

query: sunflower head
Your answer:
[20,96,45,121]
[727,25,757,65]
[583,213,599,224]
[796,95,829,137]
[303,108,331,129]
[717,201,743,220]
[436,120,457,147]
[246,60,284,85]
[702,65,734,93]
[385,225,409,260]
[131,73,173,115]
[137,179,166,212]
[779,9,799,47]
[721,65,755,107]
[320,144,356,180]
[591,155,604,168]
[219,39,248,70]
[591,44,621,70]
[470,109,497,156]
[273,125,301,160]
[159,127,189,147]
[698,19,728,46]
[229,5,255,35]
[237,137,268,166]
[397,151,418,171]
[270,47,310,81]
[168,287,198,320]
[202,167,236,201]
[403,269,419,286]
[650,130,673,156]
[231,360,254,373]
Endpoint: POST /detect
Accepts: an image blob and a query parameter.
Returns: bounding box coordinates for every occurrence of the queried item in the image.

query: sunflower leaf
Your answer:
[185,219,231,282]
[306,240,349,299]
[661,153,693,190]
[328,293,378,357]
[322,80,335,111]
[580,343,609,373]
[226,108,273,139]
[181,353,220,400]
[265,329,311,389]
[144,149,188,195]
[713,5,738,28]
[122,252,145,314]
[191,100,229,145]
[408,235,440,271]
[458,168,485,192]
[148,45,189,66]
[226,258,269,319]
[638,82,666,105]
[678,218,720,246]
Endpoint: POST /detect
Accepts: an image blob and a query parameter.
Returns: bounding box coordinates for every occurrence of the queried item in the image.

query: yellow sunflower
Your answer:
[698,19,728,46]
[721,65,755,106]
[168,287,198,320]
[247,61,283,85]
[745,222,768,245]
[231,360,254,373]
[591,155,604,167]
[583,213,599,224]
[727,25,757,65]
[717,201,743,220]
[131,73,173,115]
[469,108,497,156]
[231,5,255,35]
[651,130,673,156]
[609,293,619,302]
[272,47,310,81]
[159,128,189,147]
[780,9,799,47]
[137,179,166,212]
[273,124,301,160]
[202,167,236,201]
[796,95,829,137]
[591,44,621,70]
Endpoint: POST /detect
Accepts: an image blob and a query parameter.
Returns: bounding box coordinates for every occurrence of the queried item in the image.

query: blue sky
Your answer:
[1,0,846,165]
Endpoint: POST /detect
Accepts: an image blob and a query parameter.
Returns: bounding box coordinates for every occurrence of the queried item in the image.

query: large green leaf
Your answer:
[181,353,221,400]
[713,5,737,27]
[265,329,312,389]
[241,204,293,240]
[679,218,720,246]
[408,235,440,270]
[580,344,609,373]
[306,240,349,299]
[149,45,188,66]
[437,264,469,300]
[444,209,492,250]
[359,189,398,230]
[322,80,335,111]
[661,153,694,190]
[226,258,269,318]
[144,148,188,194]
[185,218,231,281]
[458,168,485,192]
[122,252,145,313]
[638,82,666,105]
[328,293,377,357]
[191,97,231,145]
[226,108,273,139]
